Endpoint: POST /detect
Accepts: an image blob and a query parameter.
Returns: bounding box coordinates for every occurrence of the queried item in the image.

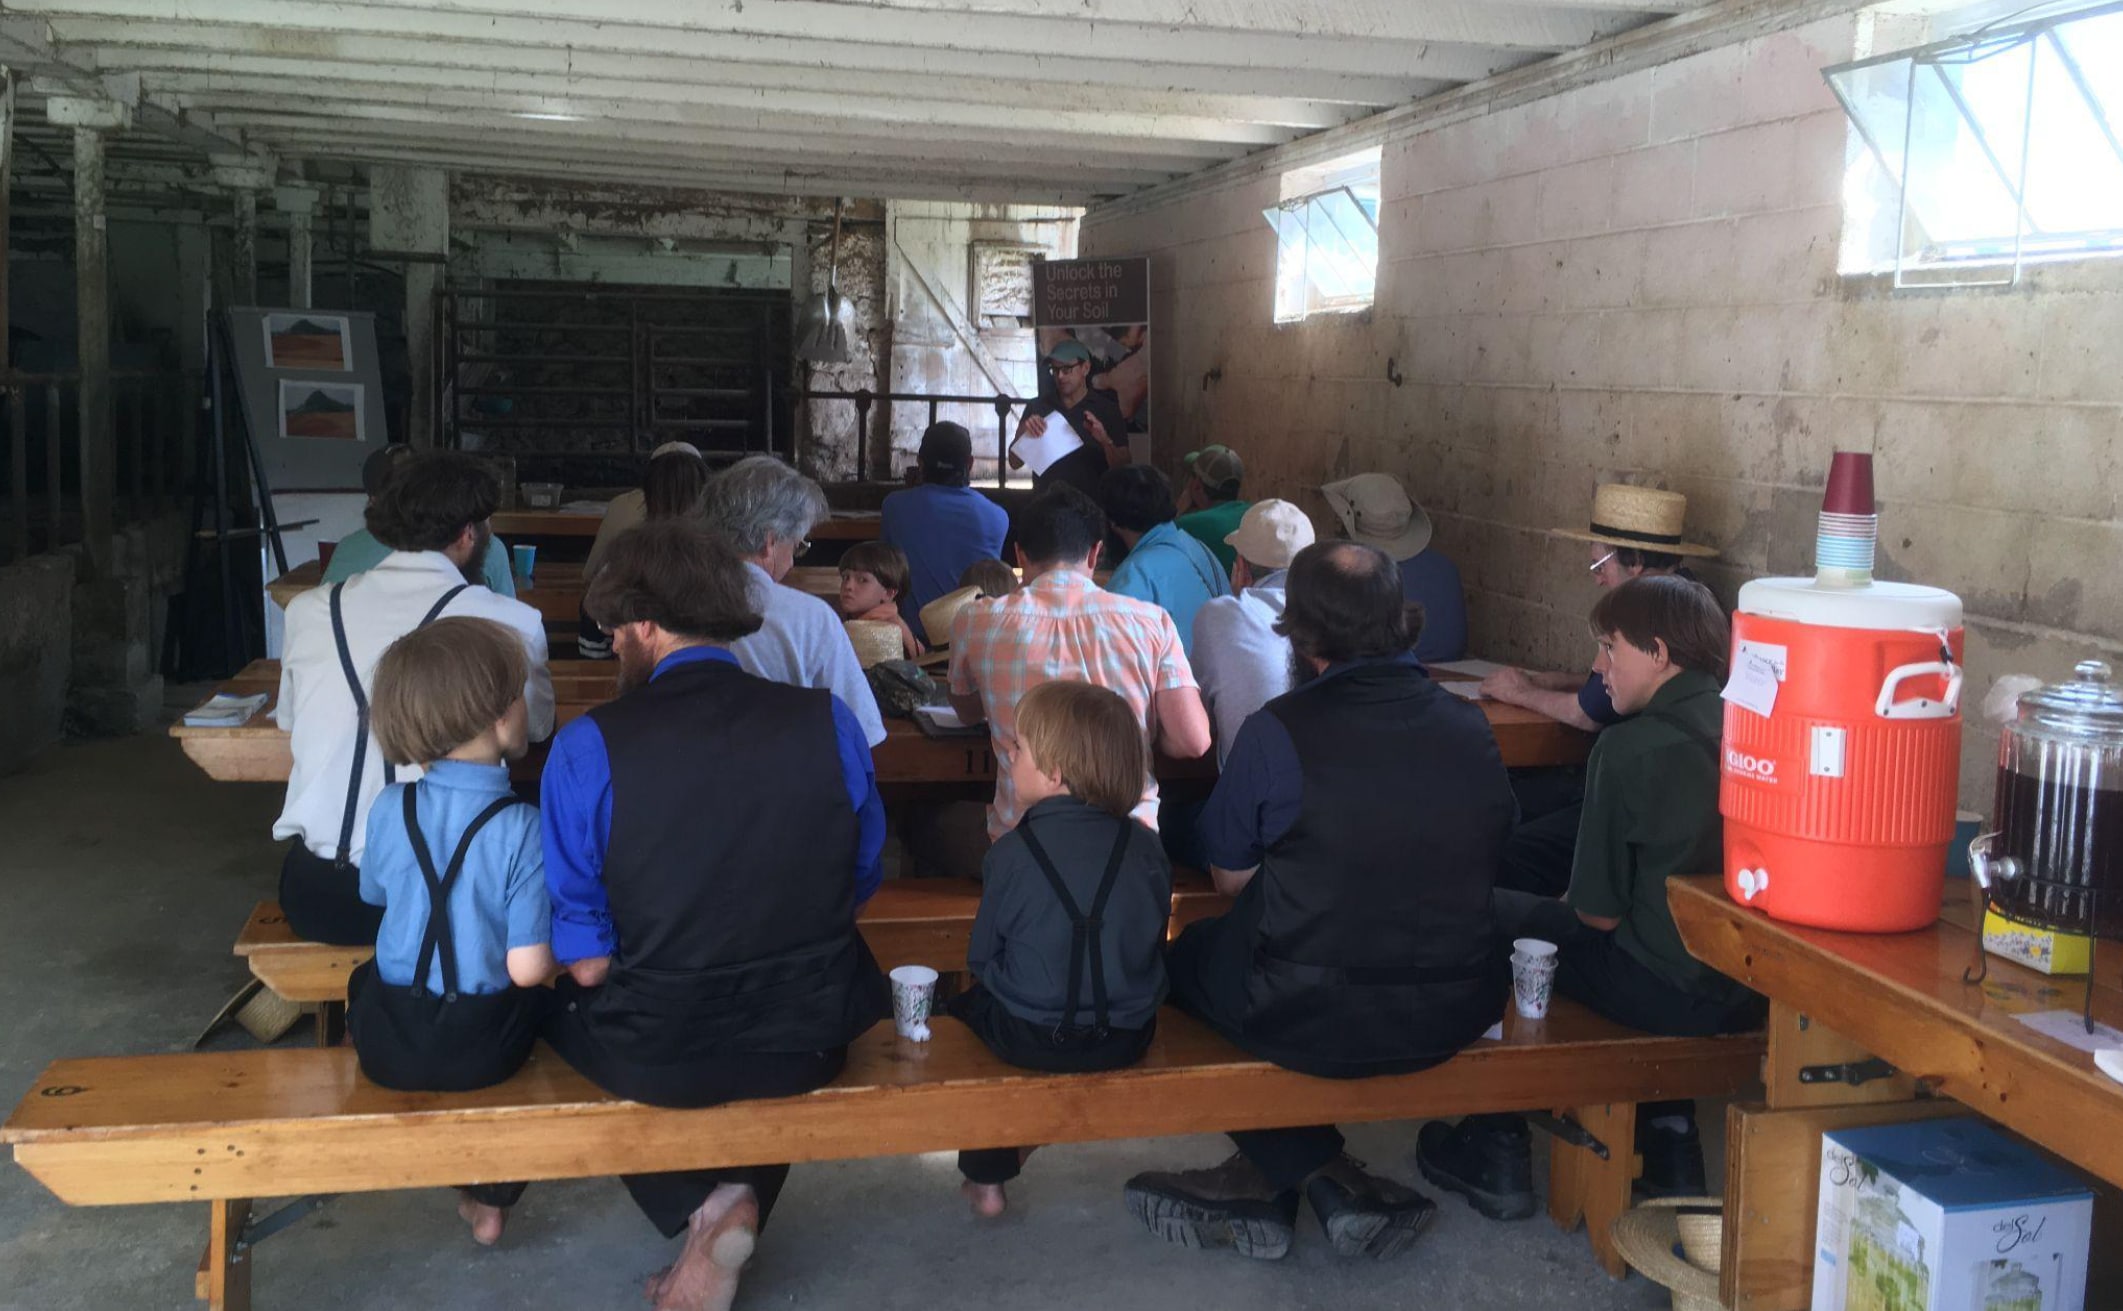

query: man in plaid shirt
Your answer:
[949,485,1213,840]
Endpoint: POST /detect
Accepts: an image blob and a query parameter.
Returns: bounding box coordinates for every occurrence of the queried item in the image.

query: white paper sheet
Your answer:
[1429,658,1509,679]
[914,704,966,730]
[2012,1008,2123,1054]
[1722,650,1780,718]
[183,692,268,728]
[1009,412,1085,476]
[1444,682,1486,701]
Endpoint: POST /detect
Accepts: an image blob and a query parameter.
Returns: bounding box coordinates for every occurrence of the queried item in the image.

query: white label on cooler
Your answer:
[1735,639,1788,680]
[1722,650,1780,718]
[1809,725,1847,778]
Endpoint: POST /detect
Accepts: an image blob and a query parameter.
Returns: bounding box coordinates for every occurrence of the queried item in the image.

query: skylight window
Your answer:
[1265,148,1381,322]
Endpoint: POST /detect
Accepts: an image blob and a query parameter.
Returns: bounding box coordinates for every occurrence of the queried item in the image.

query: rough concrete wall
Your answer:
[802,219,888,481]
[0,555,75,774]
[1083,14,2123,808]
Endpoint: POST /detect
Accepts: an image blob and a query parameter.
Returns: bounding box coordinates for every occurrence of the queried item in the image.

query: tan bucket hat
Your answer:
[1558,484,1718,557]
[918,584,986,648]
[844,620,903,670]
[1320,473,1432,559]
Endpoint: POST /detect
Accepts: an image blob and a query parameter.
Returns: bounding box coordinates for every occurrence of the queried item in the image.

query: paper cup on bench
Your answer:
[889,964,939,1041]
[1510,937,1558,1020]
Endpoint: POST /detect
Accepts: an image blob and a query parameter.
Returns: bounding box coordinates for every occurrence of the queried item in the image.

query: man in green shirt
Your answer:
[1173,445,1248,572]
[1416,575,1761,1221]
[321,445,517,597]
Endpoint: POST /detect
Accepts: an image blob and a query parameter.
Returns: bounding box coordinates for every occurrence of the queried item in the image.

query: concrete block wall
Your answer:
[1083,14,2123,808]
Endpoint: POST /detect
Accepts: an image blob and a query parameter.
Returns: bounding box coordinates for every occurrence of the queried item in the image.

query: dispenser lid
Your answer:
[1737,577,1963,631]
[2016,660,2123,745]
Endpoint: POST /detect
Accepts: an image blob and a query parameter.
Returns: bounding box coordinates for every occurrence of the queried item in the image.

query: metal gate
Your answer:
[442,283,791,484]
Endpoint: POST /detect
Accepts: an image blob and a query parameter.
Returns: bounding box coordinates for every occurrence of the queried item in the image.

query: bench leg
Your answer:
[202,1198,253,1311]
[314,1002,344,1049]
[1545,1102,1636,1280]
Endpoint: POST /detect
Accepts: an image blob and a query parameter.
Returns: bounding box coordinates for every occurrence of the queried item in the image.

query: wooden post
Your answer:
[73,124,112,575]
[0,68,14,562]
[1545,1101,1637,1279]
[230,189,258,307]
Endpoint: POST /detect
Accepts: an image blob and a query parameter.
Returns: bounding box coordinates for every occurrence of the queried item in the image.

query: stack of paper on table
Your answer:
[184,693,269,727]
[1429,658,1508,679]
[913,704,986,737]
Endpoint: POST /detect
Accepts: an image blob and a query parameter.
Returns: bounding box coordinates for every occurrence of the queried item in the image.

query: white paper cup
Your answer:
[889,964,940,1041]
[1510,940,1558,1020]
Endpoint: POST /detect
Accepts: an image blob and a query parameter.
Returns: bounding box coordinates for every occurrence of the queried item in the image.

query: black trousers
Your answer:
[1497,802,1582,898]
[278,842,384,947]
[949,984,1155,1185]
[1163,916,1345,1192]
[543,976,844,1238]
[345,961,549,1210]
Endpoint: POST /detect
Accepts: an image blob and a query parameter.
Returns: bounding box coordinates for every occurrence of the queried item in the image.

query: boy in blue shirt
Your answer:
[1100,464,1230,662]
[346,616,554,1247]
[953,680,1173,1219]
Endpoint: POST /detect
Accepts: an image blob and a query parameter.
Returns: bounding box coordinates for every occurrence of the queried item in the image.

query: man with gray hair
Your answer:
[704,455,887,747]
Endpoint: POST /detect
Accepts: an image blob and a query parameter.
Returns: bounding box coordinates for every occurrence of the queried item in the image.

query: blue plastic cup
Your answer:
[511,543,536,583]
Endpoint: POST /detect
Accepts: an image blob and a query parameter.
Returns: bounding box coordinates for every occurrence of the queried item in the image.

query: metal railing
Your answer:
[1,369,193,566]
[795,387,1032,487]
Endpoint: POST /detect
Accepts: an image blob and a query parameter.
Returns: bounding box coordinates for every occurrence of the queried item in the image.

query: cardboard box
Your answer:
[1813,1117,2092,1311]
[1983,908,2094,976]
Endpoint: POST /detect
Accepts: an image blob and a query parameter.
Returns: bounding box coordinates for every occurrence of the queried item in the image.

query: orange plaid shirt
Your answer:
[949,568,1196,838]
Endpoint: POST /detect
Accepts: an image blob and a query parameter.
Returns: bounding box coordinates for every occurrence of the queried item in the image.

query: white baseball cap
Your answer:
[1224,499,1316,571]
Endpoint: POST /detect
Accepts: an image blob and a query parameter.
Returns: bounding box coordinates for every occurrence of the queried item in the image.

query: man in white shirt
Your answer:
[1190,500,1315,768]
[274,451,555,945]
[704,455,888,748]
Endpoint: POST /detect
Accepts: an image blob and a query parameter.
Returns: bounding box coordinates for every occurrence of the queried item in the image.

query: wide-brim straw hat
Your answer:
[1320,473,1432,558]
[844,620,902,670]
[1611,1197,1725,1311]
[918,584,986,648]
[1558,484,1719,557]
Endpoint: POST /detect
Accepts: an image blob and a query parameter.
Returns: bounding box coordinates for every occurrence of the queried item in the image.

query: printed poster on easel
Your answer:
[225,307,388,492]
[1031,257,1152,462]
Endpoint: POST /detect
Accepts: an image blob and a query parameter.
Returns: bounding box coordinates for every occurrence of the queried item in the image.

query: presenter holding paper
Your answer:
[1017,339,1131,500]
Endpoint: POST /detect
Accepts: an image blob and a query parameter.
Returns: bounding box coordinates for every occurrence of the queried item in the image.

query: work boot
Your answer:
[1303,1154,1438,1259]
[1636,1114,1708,1199]
[1415,1116,1537,1221]
[1124,1153,1300,1260]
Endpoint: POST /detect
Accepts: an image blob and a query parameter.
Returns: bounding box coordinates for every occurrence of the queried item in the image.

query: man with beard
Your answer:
[1014,338,1131,501]
[274,450,553,945]
[1123,542,1516,1264]
[539,518,888,1311]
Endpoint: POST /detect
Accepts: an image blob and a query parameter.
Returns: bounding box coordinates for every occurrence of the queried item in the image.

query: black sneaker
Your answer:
[1303,1154,1438,1259]
[1637,1116,1707,1199]
[1124,1153,1300,1261]
[1414,1116,1537,1221]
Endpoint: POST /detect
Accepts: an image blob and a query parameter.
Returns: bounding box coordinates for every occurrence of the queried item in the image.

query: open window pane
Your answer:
[2056,8,2123,132]
[1265,147,1382,321]
[2029,33,2123,238]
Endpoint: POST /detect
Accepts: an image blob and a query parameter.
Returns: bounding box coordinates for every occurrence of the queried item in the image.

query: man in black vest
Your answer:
[1123,542,1516,1263]
[539,519,889,1311]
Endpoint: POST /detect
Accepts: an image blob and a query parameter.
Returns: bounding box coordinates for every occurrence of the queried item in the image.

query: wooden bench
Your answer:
[5,1000,1764,1309]
[234,874,1236,1014]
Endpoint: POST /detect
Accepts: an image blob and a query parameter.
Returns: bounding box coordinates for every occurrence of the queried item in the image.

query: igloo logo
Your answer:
[1725,748,1778,783]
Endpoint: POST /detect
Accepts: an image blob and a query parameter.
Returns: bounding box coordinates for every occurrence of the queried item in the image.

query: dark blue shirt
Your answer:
[1397,549,1468,664]
[880,482,1011,629]
[539,645,884,964]
[1578,669,1624,727]
[1199,652,1430,869]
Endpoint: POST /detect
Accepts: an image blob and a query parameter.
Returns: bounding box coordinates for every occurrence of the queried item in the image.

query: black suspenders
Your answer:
[1015,816,1134,1040]
[327,581,472,868]
[401,784,520,1002]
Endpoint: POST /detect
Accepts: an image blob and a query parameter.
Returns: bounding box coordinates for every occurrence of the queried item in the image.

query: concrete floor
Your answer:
[0,710,1686,1310]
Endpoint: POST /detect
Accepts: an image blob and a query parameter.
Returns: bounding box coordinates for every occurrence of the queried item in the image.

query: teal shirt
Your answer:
[1105,520,1231,663]
[321,528,517,598]
[1175,499,1250,572]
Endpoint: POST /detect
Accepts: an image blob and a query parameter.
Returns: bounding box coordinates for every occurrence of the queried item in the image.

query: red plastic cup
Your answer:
[316,540,338,572]
[1822,451,1875,516]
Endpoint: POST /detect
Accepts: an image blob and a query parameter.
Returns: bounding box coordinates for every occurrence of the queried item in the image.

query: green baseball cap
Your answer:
[1184,444,1244,492]
[1044,339,1094,365]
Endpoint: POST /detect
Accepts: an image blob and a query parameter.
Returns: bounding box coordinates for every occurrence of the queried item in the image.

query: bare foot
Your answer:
[961,1180,1008,1218]
[650,1183,758,1311]
[456,1192,507,1247]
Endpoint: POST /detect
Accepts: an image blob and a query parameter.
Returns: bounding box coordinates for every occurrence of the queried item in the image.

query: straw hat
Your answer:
[918,584,986,648]
[844,620,902,670]
[1320,473,1432,559]
[1611,1197,1725,1311]
[1558,484,1718,557]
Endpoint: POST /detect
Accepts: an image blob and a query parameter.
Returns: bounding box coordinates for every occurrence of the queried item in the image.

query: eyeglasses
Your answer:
[797,539,813,556]
[1587,550,1617,574]
[1046,360,1087,373]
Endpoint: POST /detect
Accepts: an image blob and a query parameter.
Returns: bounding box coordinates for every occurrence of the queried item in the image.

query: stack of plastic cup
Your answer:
[1510,938,1558,1020]
[1815,451,1877,587]
[889,964,938,1042]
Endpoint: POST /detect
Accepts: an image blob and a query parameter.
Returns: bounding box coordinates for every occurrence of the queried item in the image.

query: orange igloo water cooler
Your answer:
[1720,577,1965,932]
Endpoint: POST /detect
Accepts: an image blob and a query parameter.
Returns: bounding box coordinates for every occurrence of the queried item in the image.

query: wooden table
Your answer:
[268,560,589,623]
[1669,874,2123,1309]
[489,508,882,543]
[172,659,1590,788]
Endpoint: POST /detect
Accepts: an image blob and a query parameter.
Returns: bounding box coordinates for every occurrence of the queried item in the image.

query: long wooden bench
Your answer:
[235,874,1236,1012]
[5,999,1764,1309]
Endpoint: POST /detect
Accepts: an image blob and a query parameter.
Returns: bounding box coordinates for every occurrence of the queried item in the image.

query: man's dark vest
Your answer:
[1238,660,1513,1073]
[581,657,887,1063]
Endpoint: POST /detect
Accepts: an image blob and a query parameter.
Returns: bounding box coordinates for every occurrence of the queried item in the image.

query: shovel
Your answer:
[796,198,855,364]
